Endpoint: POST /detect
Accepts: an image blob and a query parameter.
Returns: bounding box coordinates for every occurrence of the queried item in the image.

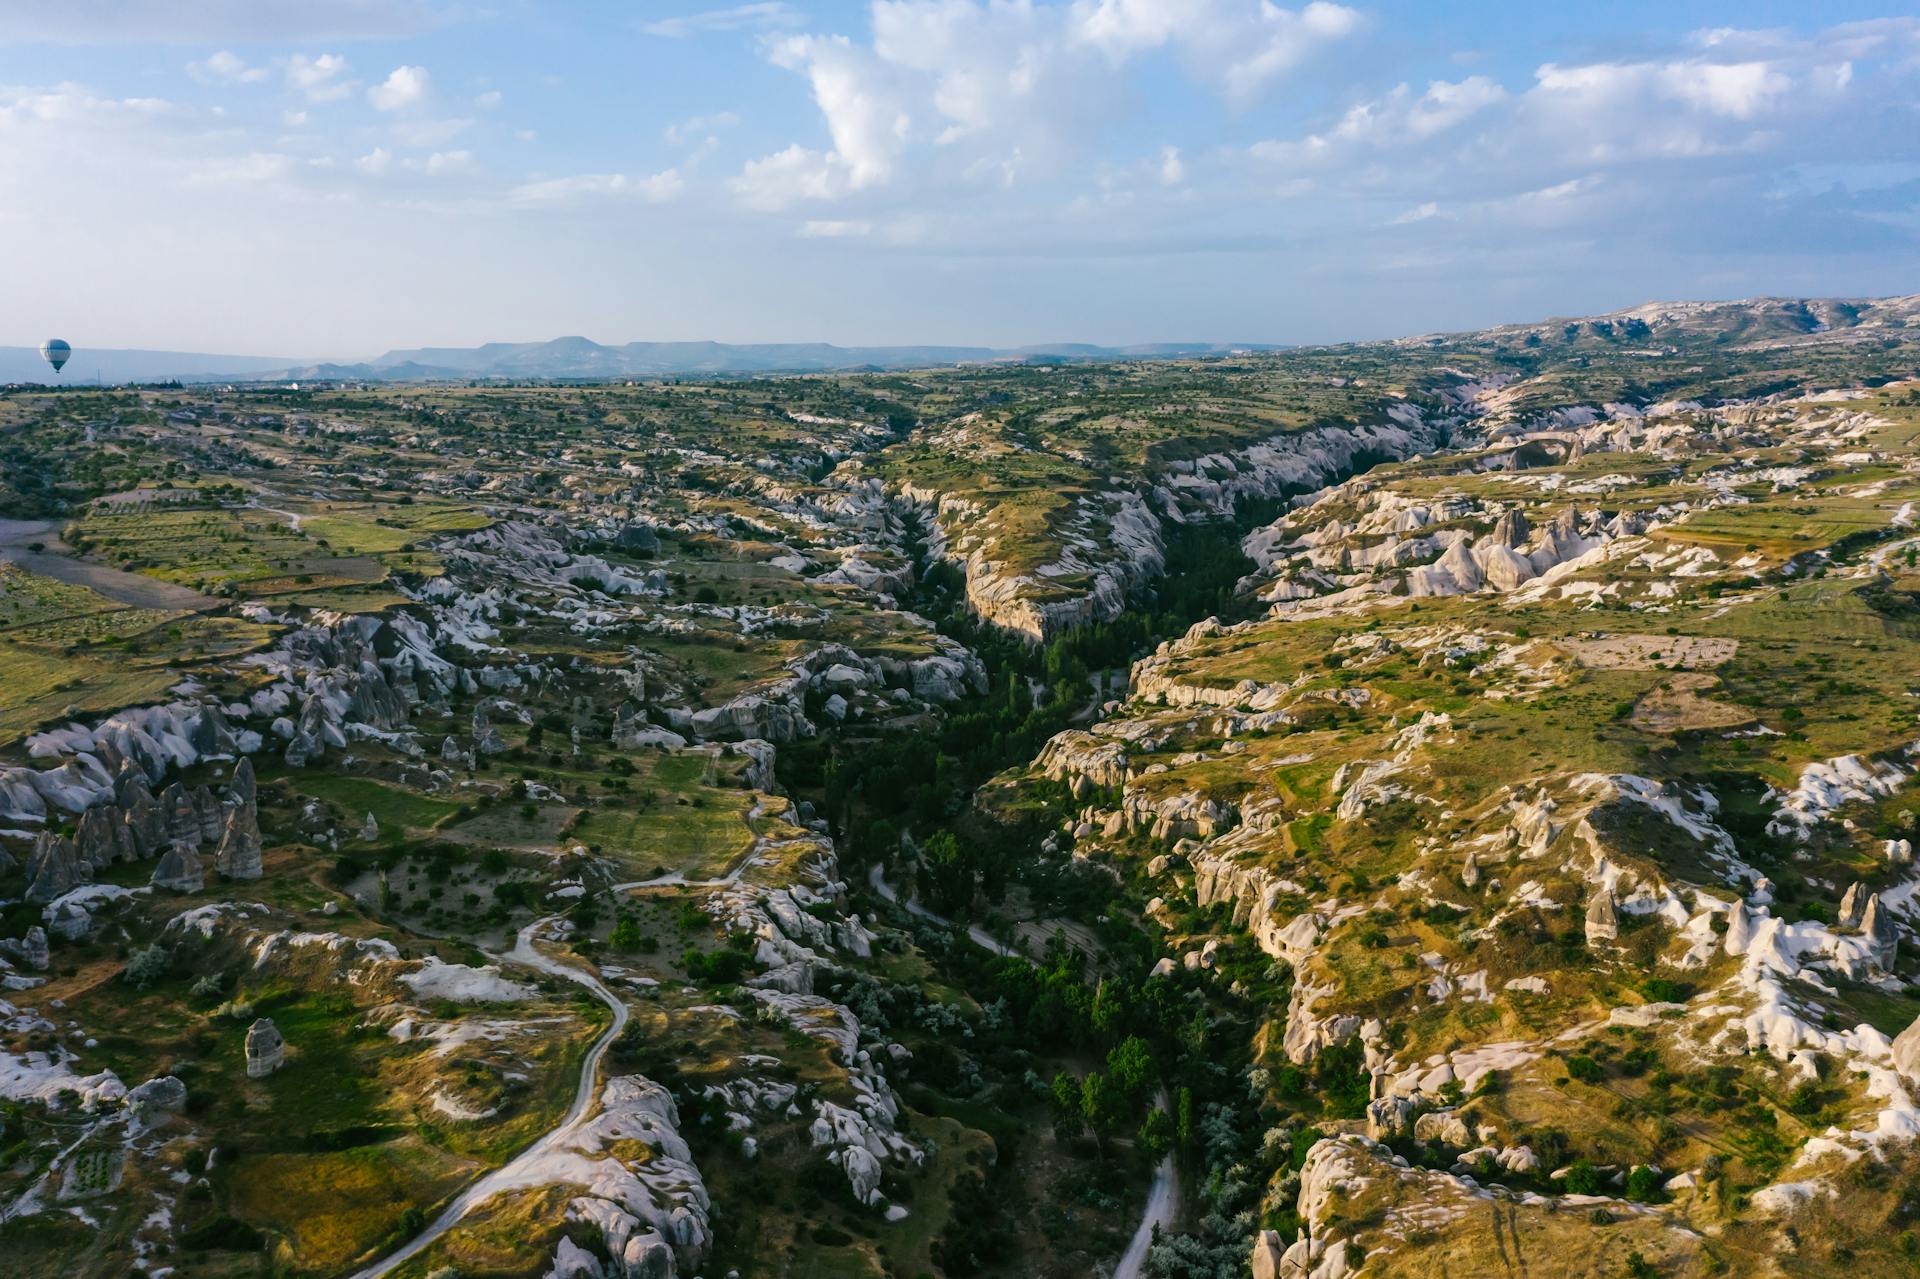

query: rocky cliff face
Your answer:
[897,408,1447,642]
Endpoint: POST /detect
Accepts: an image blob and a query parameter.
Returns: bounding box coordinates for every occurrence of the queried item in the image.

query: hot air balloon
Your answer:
[40,340,71,375]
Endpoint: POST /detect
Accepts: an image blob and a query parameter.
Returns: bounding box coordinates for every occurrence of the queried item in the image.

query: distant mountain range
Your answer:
[0,346,303,385]
[0,337,1286,385]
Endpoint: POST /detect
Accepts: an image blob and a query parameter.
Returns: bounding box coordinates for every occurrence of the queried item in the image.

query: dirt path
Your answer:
[1114,1088,1180,1279]
[0,518,218,613]
[867,862,1021,958]
[346,915,628,1279]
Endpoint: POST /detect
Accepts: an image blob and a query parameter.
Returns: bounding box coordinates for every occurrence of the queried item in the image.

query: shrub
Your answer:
[1624,1164,1662,1201]
[1563,1158,1600,1195]
[123,944,171,990]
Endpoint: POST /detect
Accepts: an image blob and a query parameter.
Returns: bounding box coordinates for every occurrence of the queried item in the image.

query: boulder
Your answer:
[121,775,167,855]
[1893,1014,1920,1084]
[621,1232,675,1279]
[25,833,83,904]
[46,899,93,941]
[159,781,204,849]
[75,803,133,869]
[472,704,508,756]
[1251,1229,1286,1279]
[838,1144,885,1206]
[1863,893,1898,967]
[127,1075,188,1114]
[151,841,205,892]
[0,925,49,971]
[1585,888,1619,946]
[215,803,263,880]
[192,785,223,845]
[228,755,257,807]
[616,522,660,556]
[1413,1110,1472,1148]
[245,1017,286,1077]
[1723,899,1754,956]
[1839,882,1867,930]
[285,693,333,767]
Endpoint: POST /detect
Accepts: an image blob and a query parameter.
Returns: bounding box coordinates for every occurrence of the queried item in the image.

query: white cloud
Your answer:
[186,151,294,186]
[733,144,853,210]
[1158,145,1184,185]
[664,110,740,146]
[286,53,352,102]
[369,65,431,111]
[424,149,475,176]
[1533,59,1788,123]
[1251,76,1505,167]
[737,2,1125,208]
[355,146,477,179]
[1389,201,1439,225]
[1071,0,1364,102]
[188,51,267,86]
[0,1,441,45]
[641,3,801,39]
[737,0,1363,211]
[800,219,873,238]
[391,117,471,148]
[509,169,685,207]
[475,89,503,109]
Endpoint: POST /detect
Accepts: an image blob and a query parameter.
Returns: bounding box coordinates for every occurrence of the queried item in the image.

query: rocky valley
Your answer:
[6,293,1920,1279]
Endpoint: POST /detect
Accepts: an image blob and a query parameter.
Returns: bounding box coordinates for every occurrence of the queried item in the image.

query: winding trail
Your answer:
[867,861,1020,958]
[347,915,627,1279]
[866,862,1181,1278]
[350,838,773,1277]
[1114,1093,1180,1279]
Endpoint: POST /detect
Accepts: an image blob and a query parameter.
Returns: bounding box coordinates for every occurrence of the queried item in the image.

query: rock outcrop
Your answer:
[245,1017,285,1076]
[215,802,263,880]
[151,841,205,892]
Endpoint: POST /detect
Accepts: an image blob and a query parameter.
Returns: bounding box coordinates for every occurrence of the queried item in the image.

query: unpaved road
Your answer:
[347,915,628,1279]
[0,518,218,613]
[351,845,771,1277]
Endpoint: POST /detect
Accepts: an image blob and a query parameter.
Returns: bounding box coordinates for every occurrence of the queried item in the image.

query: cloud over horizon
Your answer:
[0,2,1916,355]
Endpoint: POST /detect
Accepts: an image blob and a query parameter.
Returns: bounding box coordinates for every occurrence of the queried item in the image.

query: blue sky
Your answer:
[2,1,1917,357]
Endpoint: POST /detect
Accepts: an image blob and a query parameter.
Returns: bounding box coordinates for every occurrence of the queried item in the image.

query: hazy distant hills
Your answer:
[284,337,1286,382]
[1,337,1286,385]
[12,293,1915,387]
[0,346,302,385]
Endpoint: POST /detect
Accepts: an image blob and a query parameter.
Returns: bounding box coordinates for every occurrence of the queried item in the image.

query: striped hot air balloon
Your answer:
[40,339,71,374]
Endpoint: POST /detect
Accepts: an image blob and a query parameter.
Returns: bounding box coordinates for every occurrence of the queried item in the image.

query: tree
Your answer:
[1090,977,1125,1037]
[1107,1034,1155,1105]
[1081,1070,1125,1139]
[1049,1071,1084,1139]
[919,830,974,917]
[1138,1107,1174,1162]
